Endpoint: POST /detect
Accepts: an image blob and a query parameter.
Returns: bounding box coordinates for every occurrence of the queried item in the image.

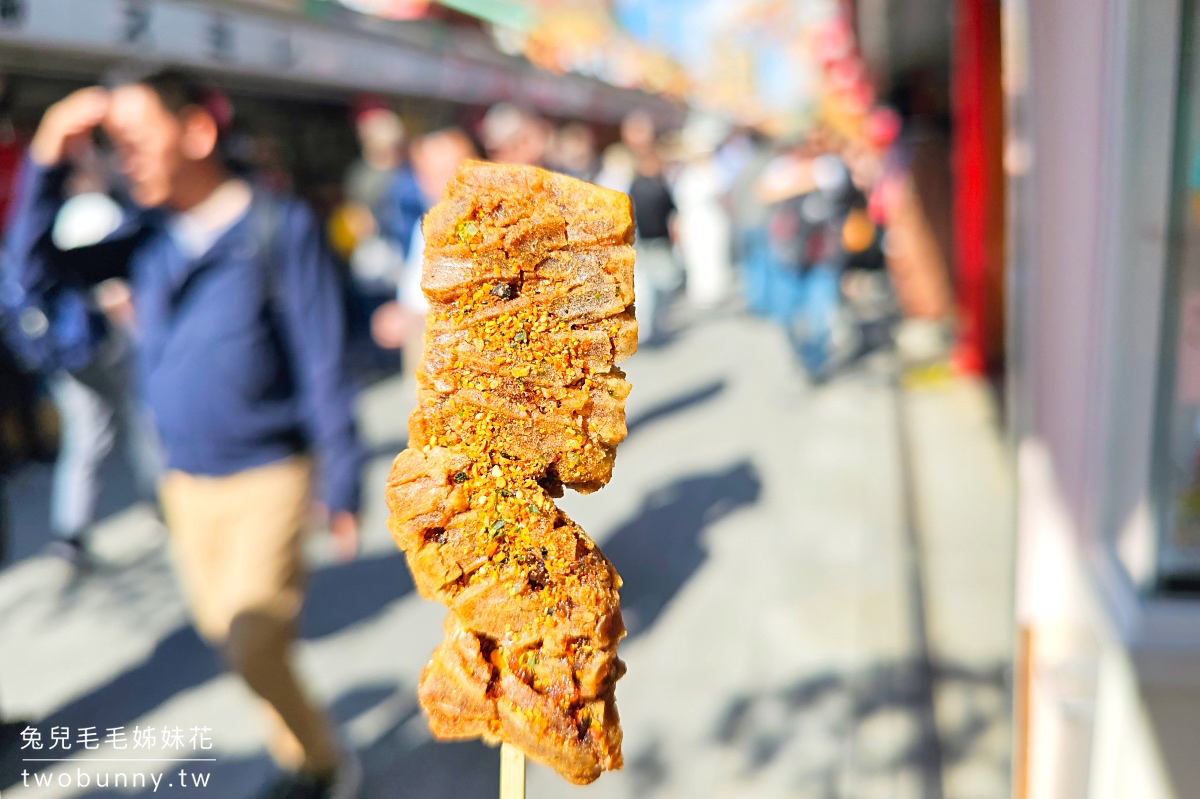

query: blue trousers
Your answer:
[785,263,841,378]
[742,236,841,376]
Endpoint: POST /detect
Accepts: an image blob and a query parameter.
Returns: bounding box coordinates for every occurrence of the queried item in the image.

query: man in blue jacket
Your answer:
[2,71,362,799]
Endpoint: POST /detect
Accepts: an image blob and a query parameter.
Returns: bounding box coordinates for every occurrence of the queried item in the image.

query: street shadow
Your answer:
[638,326,683,351]
[272,681,499,799]
[1,456,146,568]
[36,453,764,794]
[62,694,496,799]
[711,659,1012,797]
[359,726,498,799]
[603,461,762,637]
[625,379,726,439]
[1,550,414,790]
[638,292,747,352]
[300,551,414,639]
[627,739,670,798]
[0,535,176,638]
[329,682,400,726]
[635,292,694,351]
[62,680,410,799]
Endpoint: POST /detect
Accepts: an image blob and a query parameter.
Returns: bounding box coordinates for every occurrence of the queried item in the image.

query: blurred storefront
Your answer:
[854,0,1006,376]
[1007,0,1200,796]
[0,0,678,122]
[0,0,681,194]
[0,0,681,470]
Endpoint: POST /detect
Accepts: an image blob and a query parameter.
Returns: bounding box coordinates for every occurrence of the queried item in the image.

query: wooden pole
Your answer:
[500,742,526,799]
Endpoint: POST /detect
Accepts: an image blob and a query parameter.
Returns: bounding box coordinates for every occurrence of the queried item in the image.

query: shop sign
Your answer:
[0,0,674,121]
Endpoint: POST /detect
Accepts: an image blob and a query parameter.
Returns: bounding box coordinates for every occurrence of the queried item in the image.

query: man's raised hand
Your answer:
[29,87,110,167]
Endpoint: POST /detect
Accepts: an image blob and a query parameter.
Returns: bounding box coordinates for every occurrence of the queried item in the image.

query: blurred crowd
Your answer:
[0,68,917,799]
[352,98,910,380]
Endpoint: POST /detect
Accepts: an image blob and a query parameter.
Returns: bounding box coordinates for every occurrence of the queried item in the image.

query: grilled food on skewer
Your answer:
[386,161,636,785]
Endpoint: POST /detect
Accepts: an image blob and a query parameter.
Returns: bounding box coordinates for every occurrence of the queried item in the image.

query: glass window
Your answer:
[1156,2,1200,590]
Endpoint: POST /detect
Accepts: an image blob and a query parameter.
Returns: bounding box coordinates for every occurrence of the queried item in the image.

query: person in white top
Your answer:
[673,116,733,309]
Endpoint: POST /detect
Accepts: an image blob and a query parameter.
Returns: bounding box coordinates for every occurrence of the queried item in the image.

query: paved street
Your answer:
[0,309,1013,799]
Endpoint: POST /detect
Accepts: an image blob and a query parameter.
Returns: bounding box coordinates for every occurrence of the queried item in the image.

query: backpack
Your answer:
[0,277,100,375]
[249,192,367,369]
[0,190,128,375]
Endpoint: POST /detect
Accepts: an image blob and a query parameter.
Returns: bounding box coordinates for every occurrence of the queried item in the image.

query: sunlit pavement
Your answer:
[0,307,1013,799]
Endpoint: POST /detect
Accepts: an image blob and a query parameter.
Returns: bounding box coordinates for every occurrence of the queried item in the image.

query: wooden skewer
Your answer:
[500,742,526,799]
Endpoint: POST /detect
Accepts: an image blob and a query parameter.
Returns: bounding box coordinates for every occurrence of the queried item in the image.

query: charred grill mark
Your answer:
[576,709,593,739]
[478,633,502,698]
[527,552,551,590]
[539,464,565,498]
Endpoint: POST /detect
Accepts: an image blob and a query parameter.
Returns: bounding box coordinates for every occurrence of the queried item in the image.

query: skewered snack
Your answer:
[385,160,637,785]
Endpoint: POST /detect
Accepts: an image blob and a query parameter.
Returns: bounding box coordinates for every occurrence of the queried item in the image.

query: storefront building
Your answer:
[1008,0,1200,796]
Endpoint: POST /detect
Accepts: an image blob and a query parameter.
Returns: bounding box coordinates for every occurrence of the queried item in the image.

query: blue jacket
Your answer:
[376,166,427,257]
[1,156,363,514]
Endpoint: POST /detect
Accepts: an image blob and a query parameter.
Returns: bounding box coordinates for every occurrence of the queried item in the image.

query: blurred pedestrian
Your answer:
[339,104,409,377]
[673,115,733,309]
[41,146,160,567]
[594,139,636,193]
[620,111,679,342]
[2,71,362,799]
[402,125,478,306]
[547,122,597,180]
[374,144,424,263]
[729,133,774,314]
[480,103,550,167]
[760,149,863,381]
[344,100,404,214]
[620,110,656,165]
[371,126,477,372]
[411,127,478,209]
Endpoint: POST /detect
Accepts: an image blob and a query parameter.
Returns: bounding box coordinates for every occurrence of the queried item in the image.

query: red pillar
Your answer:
[951,0,1006,374]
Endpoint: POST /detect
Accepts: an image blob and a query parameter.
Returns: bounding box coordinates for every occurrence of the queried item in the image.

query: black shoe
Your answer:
[46,536,90,569]
[256,770,335,799]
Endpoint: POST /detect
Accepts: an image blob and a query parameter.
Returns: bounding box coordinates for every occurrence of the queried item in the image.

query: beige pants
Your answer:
[159,456,339,773]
